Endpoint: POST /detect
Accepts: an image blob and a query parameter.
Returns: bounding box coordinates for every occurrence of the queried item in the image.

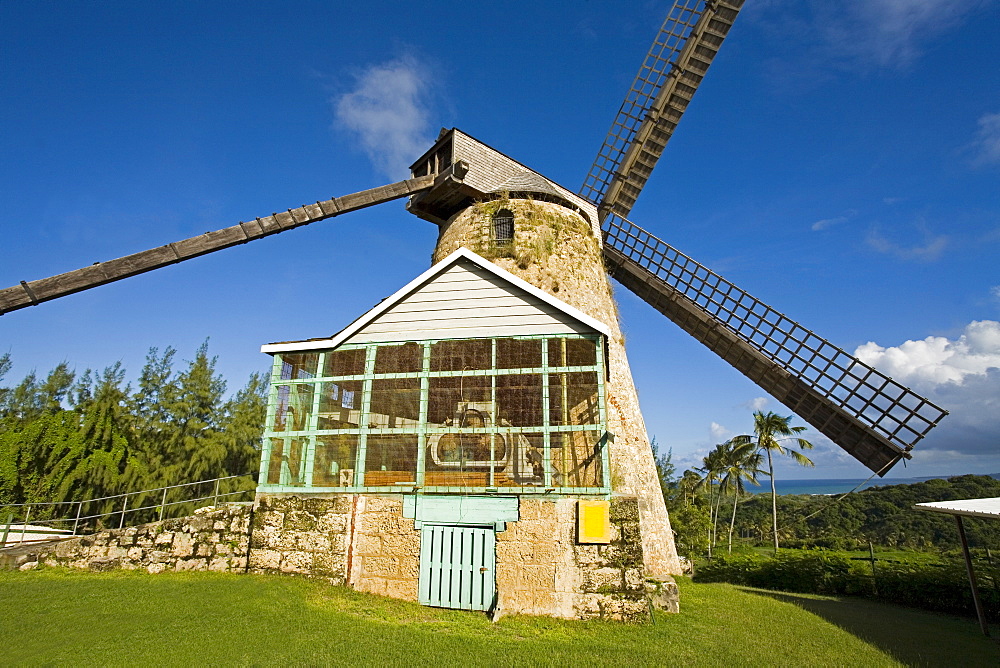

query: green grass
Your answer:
[1,569,997,666]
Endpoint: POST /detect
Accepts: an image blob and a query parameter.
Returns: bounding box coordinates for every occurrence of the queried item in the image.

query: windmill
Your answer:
[0,1,947,618]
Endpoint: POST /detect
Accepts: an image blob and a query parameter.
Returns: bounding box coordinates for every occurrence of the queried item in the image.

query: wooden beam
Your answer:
[0,175,435,315]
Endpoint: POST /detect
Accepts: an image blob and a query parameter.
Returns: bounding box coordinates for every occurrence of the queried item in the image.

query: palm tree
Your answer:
[734,411,814,554]
[717,439,764,553]
[696,444,731,557]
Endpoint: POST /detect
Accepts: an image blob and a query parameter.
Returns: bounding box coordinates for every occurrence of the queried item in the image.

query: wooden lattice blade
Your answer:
[602,215,948,475]
[0,176,434,316]
[580,0,744,218]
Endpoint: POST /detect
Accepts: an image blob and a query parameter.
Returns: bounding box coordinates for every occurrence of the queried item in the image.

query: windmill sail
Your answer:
[0,175,435,316]
[602,214,948,475]
[580,0,744,218]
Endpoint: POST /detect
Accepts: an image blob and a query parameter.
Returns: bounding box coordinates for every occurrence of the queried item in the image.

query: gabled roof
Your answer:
[261,248,610,354]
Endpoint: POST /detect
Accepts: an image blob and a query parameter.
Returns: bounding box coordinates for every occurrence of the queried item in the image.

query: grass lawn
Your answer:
[1,569,997,666]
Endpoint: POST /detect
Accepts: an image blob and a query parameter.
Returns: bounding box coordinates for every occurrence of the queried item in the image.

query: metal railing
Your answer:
[0,473,257,548]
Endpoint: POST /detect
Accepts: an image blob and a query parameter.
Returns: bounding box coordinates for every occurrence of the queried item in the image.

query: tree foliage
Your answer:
[0,343,265,513]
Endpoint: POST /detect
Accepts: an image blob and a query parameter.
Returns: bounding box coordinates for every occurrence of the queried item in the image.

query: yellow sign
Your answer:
[577,500,611,544]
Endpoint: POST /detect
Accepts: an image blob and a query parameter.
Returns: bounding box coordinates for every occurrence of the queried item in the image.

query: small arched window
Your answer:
[492,208,514,245]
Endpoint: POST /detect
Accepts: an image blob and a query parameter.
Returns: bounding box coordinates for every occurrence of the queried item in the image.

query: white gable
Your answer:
[261,248,609,353]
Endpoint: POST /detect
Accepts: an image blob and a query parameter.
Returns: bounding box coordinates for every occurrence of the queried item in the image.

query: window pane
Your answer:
[547,337,597,368]
[430,339,491,372]
[496,338,542,370]
[363,435,418,486]
[548,372,600,426]
[280,352,319,380]
[272,384,314,432]
[496,374,543,427]
[317,380,362,429]
[492,208,514,245]
[425,433,506,488]
[312,435,358,487]
[266,437,307,485]
[323,348,366,377]
[374,342,422,374]
[369,378,421,428]
[551,430,604,488]
[499,432,545,487]
[566,338,598,367]
[427,376,490,425]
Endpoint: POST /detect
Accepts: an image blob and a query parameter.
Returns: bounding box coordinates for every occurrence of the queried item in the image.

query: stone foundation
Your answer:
[6,494,678,621]
[6,504,252,574]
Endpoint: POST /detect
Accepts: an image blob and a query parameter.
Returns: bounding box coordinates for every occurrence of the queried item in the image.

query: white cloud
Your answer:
[811,216,848,232]
[709,422,732,443]
[866,226,948,261]
[854,321,1000,462]
[855,320,1000,385]
[991,286,1000,301]
[333,56,434,180]
[971,112,1000,166]
[743,396,768,412]
[750,1,989,75]
[819,0,986,67]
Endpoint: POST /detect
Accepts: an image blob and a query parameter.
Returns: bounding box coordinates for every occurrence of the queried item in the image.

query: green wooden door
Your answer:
[419,524,496,611]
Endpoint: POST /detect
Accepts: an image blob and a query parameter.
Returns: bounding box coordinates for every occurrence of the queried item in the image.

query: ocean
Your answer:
[750,474,1000,496]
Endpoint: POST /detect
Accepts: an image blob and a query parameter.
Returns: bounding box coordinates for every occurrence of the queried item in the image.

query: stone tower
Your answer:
[412,129,681,579]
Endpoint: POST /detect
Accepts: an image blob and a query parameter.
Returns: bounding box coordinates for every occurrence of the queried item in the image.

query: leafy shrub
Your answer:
[695,549,999,617]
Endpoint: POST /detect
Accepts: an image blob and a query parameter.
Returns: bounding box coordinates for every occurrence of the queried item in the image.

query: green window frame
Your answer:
[258,334,610,496]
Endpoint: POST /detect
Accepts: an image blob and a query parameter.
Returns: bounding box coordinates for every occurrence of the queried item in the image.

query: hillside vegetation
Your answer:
[732,475,1000,551]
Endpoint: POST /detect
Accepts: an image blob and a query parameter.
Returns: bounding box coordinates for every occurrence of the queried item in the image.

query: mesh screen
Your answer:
[272,384,314,432]
[430,339,491,372]
[374,342,422,374]
[266,437,307,485]
[496,338,542,369]
[265,336,608,489]
[549,372,600,426]
[312,435,358,487]
[552,431,603,488]
[369,378,421,428]
[280,352,318,380]
[317,380,362,429]
[364,435,419,486]
[496,374,544,427]
[323,348,366,377]
[428,377,490,424]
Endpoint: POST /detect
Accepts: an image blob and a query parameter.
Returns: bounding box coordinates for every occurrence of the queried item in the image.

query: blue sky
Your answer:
[2,1,998,480]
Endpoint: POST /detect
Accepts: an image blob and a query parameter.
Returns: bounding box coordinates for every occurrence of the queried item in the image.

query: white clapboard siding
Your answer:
[344,259,593,344]
[261,248,608,354]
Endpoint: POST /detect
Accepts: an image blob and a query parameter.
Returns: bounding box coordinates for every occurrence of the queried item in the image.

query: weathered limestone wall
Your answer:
[498,497,671,620]
[17,505,251,573]
[246,495,420,600]
[247,495,351,580]
[433,198,682,577]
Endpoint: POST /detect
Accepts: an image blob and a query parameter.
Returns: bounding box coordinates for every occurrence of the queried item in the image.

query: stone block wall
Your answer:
[497,496,671,621]
[247,494,420,603]
[17,505,251,573]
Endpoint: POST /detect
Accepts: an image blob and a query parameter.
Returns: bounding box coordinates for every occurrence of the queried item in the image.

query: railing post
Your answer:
[20,505,32,545]
[119,494,129,529]
[213,478,220,507]
[159,487,168,522]
[73,500,83,535]
[1,512,12,547]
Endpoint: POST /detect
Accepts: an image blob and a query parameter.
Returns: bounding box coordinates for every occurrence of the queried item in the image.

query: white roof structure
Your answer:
[914,497,1000,520]
[261,247,611,354]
